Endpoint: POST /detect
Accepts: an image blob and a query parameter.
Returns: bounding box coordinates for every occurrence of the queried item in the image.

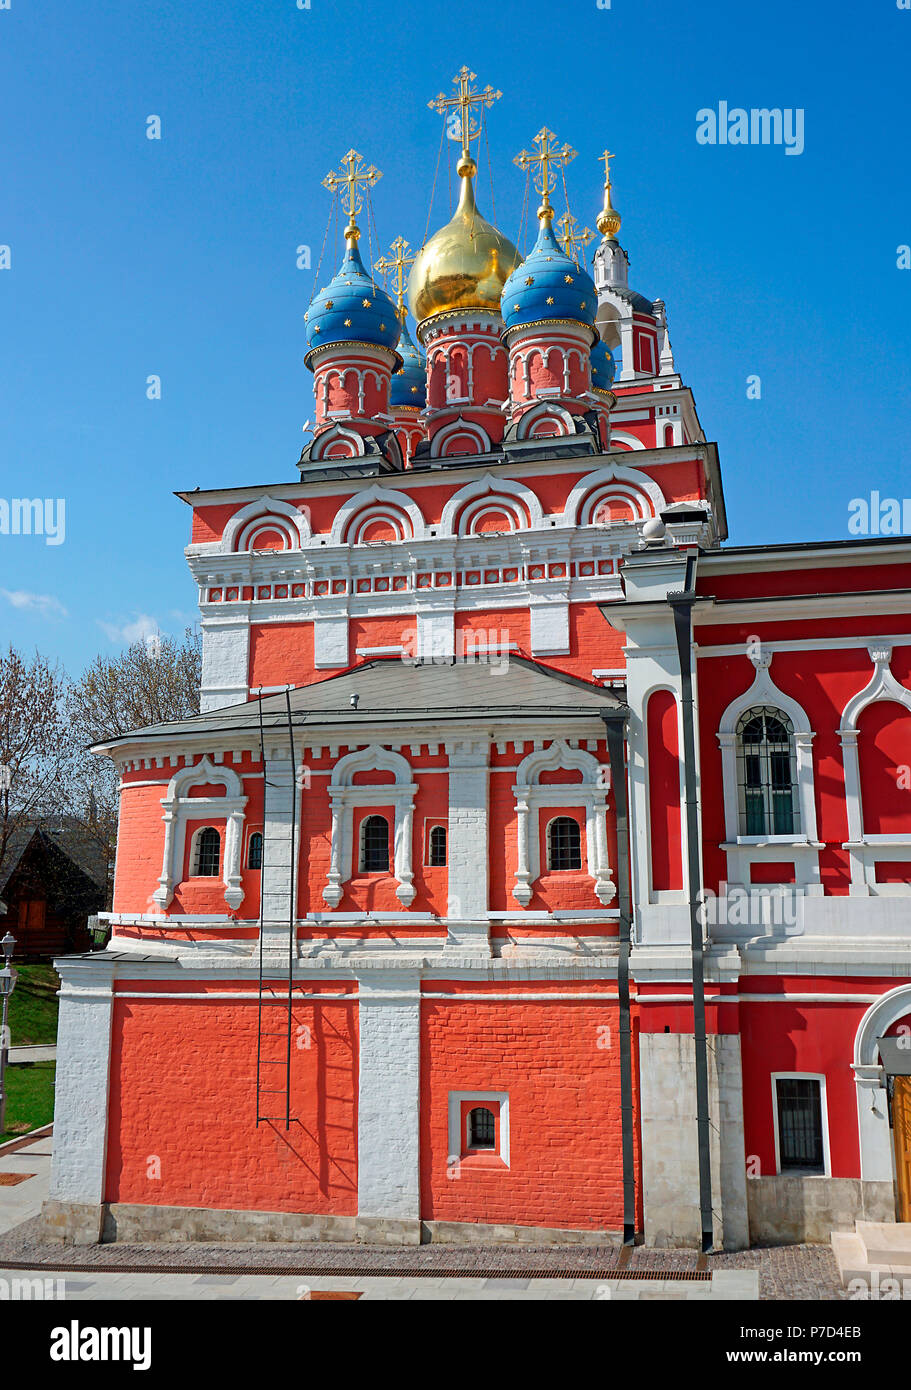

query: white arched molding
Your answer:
[429,419,491,460]
[153,757,248,912]
[608,429,646,450]
[839,644,911,896]
[218,495,312,554]
[323,745,417,908]
[853,983,911,1182]
[716,649,822,893]
[514,401,575,441]
[310,423,366,463]
[439,473,545,539]
[330,484,427,548]
[561,463,666,530]
[511,741,614,907]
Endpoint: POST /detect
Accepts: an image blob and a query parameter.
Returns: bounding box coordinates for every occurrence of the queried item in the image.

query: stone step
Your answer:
[856,1220,911,1267]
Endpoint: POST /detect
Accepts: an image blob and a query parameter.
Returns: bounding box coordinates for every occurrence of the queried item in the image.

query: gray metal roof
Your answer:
[92,657,622,752]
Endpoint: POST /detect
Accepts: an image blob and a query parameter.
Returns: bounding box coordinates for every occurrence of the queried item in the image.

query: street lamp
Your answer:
[0,932,16,1139]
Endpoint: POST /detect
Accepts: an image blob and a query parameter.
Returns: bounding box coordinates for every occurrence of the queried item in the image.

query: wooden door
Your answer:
[893,1076,911,1222]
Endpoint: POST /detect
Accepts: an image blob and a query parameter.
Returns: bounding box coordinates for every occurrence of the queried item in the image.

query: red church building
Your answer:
[44,76,911,1273]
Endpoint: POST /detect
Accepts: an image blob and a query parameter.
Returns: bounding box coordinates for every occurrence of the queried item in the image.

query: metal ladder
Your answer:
[255,688,298,1128]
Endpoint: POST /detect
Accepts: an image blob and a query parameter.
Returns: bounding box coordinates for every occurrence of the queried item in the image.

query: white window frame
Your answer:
[770,1072,830,1178]
[447,1090,510,1167]
[717,649,821,894]
[511,740,613,906]
[153,756,247,912]
[323,744,417,908]
[839,644,911,897]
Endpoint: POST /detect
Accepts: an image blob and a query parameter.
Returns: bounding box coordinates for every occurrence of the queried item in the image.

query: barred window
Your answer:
[736,707,799,836]
[247,832,263,871]
[547,816,582,871]
[194,827,220,877]
[427,824,447,867]
[360,815,390,873]
[776,1078,824,1173]
[468,1106,496,1150]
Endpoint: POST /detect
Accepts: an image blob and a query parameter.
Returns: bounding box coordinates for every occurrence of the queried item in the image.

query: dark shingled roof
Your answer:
[91,656,624,751]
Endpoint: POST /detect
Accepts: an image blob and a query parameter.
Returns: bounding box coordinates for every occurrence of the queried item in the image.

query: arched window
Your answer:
[360,815,390,873]
[547,816,582,871]
[427,824,447,866]
[194,827,221,877]
[247,832,263,871]
[736,707,799,835]
[468,1107,496,1150]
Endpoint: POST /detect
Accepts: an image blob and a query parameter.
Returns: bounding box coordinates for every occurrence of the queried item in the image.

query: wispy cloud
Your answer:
[97,613,160,644]
[2,588,68,619]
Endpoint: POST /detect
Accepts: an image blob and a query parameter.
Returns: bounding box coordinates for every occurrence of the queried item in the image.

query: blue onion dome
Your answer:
[501,214,598,335]
[304,232,401,366]
[590,334,617,392]
[390,316,426,409]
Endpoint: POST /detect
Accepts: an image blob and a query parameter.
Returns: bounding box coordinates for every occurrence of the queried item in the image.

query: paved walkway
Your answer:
[8,1045,56,1064]
[2,1131,851,1300]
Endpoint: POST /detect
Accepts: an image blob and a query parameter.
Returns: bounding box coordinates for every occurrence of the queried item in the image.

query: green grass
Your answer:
[6,965,59,1045]
[0,1061,55,1143]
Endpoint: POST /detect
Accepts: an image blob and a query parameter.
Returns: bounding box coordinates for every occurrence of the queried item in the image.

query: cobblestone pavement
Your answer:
[0,1216,845,1300]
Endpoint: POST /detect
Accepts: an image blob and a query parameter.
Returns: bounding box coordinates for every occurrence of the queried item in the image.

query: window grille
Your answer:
[776,1078,824,1172]
[428,825,447,866]
[360,815,390,873]
[548,816,582,871]
[736,707,799,835]
[247,832,263,871]
[468,1106,496,1150]
[194,827,220,877]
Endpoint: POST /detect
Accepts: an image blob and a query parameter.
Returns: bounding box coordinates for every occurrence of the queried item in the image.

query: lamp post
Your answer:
[0,932,16,1138]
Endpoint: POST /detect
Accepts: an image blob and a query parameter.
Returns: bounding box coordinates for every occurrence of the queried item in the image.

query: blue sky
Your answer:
[1,0,909,675]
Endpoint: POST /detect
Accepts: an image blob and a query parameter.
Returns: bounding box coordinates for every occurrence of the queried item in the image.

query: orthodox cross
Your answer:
[374,236,415,320]
[322,149,382,239]
[557,212,594,263]
[428,65,502,159]
[514,127,576,219]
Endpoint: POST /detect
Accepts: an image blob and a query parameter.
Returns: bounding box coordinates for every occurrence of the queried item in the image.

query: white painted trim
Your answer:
[511,740,613,907]
[217,495,312,554]
[838,645,911,895]
[561,462,666,528]
[439,473,544,538]
[152,756,247,911]
[770,1072,831,1177]
[447,1090,510,1166]
[324,745,417,908]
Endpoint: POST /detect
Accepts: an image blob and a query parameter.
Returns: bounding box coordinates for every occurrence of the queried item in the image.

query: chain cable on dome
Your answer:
[307,201,336,310]
[420,115,447,252]
[482,107,496,226]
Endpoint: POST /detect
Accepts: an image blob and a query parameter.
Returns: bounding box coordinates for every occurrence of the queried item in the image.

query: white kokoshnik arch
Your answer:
[561,462,666,530]
[153,756,248,912]
[217,494,313,554]
[511,740,614,907]
[330,483,427,547]
[839,643,911,896]
[323,744,417,908]
[853,982,911,1183]
[438,472,545,538]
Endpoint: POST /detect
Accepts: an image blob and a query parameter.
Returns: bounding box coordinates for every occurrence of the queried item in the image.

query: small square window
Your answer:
[448,1092,509,1168]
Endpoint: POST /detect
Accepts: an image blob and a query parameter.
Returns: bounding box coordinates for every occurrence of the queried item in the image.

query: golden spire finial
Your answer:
[428,65,502,174]
[375,236,416,322]
[596,148,622,238]
[557,212,594,263]
[322,148,383,246]
[514,126,576,223]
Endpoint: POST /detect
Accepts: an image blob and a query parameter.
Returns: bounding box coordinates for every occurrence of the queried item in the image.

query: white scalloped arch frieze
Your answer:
[330,484,427,547]
[219,495,313,554]
[439,473,545,539]
[562,463,667,530]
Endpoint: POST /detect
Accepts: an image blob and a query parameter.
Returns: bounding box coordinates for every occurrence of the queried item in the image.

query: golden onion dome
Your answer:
[408,155,521,327]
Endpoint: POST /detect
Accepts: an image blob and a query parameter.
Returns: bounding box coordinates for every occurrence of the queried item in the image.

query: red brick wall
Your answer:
[105,981,358,1214]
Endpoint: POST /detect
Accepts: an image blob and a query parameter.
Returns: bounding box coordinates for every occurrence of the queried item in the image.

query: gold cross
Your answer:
[322,149,383,238]
[374,236,415,320]
[557,212,594,261]
[514,127,576,217]
[428,65,502,158]
[598,149,615,186]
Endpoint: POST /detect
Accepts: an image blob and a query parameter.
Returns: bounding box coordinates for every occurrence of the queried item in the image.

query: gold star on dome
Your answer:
[564,275,573,284]
[303,311,309,321]
[513,303,520,311]
[546,296,554,305]
[411,385,418,394]
[362,297,371,307]
[326,299,334,309]
[580,302,587,310]
[344,318,352,326]
[313,326,321,333]
[379,323,386,330]
[525,276,534,285]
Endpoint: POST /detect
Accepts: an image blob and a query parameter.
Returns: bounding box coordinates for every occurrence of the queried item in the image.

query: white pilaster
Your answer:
[47,957,115,1218]
[357,970,421,1233]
